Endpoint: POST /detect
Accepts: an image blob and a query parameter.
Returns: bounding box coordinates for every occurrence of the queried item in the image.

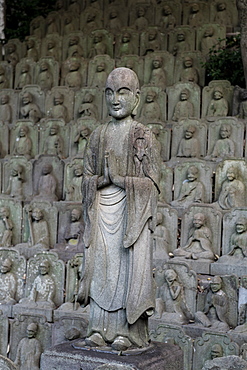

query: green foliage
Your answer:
[5,0,56,41]
[202,34,245,87]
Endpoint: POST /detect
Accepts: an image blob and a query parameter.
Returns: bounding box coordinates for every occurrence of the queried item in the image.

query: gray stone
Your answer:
[88,55,115,88]
[52,314,88,346]
[64,159,84,201]
[5,39,22,68]
[87,30,114,59]
[183,2,210,27]
[41,34,62,62]
[159,163,173,204]
[34,57,59,91]
[155,2,180,30]
[63,32,86,60]
[14,59,35,89]
[80,8,103,33]
[24,36,41,62]
[137,87,166,124]
[203,355,247,370]
[30,16,45,39]
[61,11,80,36]
[39,119,69,158]
[0,200,22,245]
[175,51,206,86]
[167,83,200,121]
[197,24,226,56]
[129,5,154,32]
[10,120,38,159]
[19,85,44,123]
[144,51,175,89]
[45,86,74,123]
[0,355,17,370]
[74,87,101,122]
[114,29,139,58]
[104,5,128,34]
[169,27,195,56]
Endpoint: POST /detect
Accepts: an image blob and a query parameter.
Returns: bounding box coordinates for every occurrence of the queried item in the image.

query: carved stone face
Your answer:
[210,280,221,293]
[185,128,194,139]
[226,168,236,181]
[177,32,185,42]
[193,214,204,228]
[220,125,230,138]
[236,221,246,234]
[187,167,198,182]
[105,70,140,120]
[1,259,11,274]
[22,93,31,105]
[71,209,81,221]
[39,261,49,275]
[32,208,43,221]
[184,57,193,68]
[211,344,223,359]
[165,269,177,283]
[180,91,188,101]
[19,126,27,137]
[214,90,223,100]
[152,58,161,69]
[1,95,9,104]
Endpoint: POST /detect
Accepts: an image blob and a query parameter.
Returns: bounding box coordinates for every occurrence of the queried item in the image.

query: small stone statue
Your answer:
[201,27,218,55]
[64,208,83,248]
[143,29,161,55]
[218,166,245,209]
[6,43,19,67]
[26,207,50,250]
[214,2,232,25]
[78,93,98,120]
[0,258,16,304]
[0,207,13,247]
[172,89,194,121]
[48,91,68,121]
[173,30,190,56]
[108,9,122,33]
[43,123,64,158]
[12,125,32,159]
[37,61,53,90]
[118,32,134,56]
[179,56,199,84]
[238,89,247,119]
[207,87,228,117]
[159,5,176,30]
[46,39,58,60]
[14,322,41,370]
[0,94,12,123]
[66,164,83,201]
[0,66,9,89]
[89,34,107,58]
[149,56,166,90]
[78,67,160,351]
[67,36,84,58]
[140,90,161,122]
[65,61,82,88]
[188,3,204,27]
[133,6,148,32]
[196,276,229,331]
[208,124,234,160]
[171,166,205,207]
[16,63,31,89]
[20,259,55,308]
[35,164,58,201]
[227,217,247,258]
[153,212,170,261]
[177,125,200,157]
[63,13,76,35]
[172,213,214,260]
[26,39,38,62]
[20,92,41,123]
[91,62,107,88]
[46,14,58,34]
[74,125,91,157]
[210,344,223,359]
[4,164,24,200]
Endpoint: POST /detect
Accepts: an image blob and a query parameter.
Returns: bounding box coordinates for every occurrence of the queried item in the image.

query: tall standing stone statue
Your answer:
[78,68,160,351]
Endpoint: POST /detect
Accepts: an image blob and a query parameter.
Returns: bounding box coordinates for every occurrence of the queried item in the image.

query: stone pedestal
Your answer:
[40,340,183,370]
[210,262,247,277]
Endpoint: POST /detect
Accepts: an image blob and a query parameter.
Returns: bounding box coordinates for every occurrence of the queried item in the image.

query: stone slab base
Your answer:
[13,304,53,322]
[40,340,183,370]
[210,262,247,277]
[171,258,211,274]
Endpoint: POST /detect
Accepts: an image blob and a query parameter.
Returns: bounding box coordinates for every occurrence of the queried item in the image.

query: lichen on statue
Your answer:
[77,67,160,351]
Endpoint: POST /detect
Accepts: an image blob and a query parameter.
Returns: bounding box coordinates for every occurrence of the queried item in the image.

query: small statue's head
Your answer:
[42,163,53,175]
[163,5,171,15]
[32,207,44,221]
[1,94,9,104]
[152,56,162,69]
[22,92,32,104]
[191,3,199,13]
[187,165,199,181]
[74,164,83,176]
[180,88,189,100]
[213,86,224,100]
[211,343,223,359]
[137,6,145,17]
[39,259,50,275]
[54,91,64,105]
[122,32,130,43]
[204,26,214,37]
[27,322,38,338]
[235,217,247,234]
[177,30,185,41]
[71,208,81,221]
[164,269,177,283]
[193,213,205,228]
[210,276,222,292]
[105,67,140,119]
[146,90,156,103]
[185,125,195,138]
[0,207,9,219]
[183,56,193,68]
[220,123,231,138]
[226,166,237,181]
[21,63,30,73]
[26,38,35,48]
[50,123,59,135]
[19,125,28,137]
[1,258,12,274]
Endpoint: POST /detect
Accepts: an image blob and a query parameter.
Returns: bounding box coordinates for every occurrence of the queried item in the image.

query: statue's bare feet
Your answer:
[85,333,106,347]
[111,336,131,351]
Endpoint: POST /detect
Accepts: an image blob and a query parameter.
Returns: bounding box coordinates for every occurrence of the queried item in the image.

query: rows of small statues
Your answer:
[0,80,246,127]
[0,249,246,369]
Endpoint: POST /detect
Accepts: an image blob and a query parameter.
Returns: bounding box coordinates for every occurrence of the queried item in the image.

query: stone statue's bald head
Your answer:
[106,68,139,93]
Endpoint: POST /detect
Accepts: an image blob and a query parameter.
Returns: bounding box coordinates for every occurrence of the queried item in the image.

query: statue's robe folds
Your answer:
[80,120,160,346]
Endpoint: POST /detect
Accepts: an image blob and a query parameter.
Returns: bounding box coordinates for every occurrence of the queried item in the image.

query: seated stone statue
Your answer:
[227,217,247,258]
[35,164,58,201]
[16,63,31,89]
[26,207,50,250]
[37,61,53,90]
[66,164,83,201]
[195,276,229,331]
[14,322,41,370]
[177,125,200,157]
[133,6,148,32]
[0,94,12,123]
[89,34,107,58]
[63,13,76,35]
[214,2,232,25]
[201,27,218,55]
[172,213,214,260]
[78,93,98,120]
[6,42,19,67]
[208,124,234,160]
[4,164,24,200]
[171,166,205,207]
[12,125,32,159]
[46,39,58,60]
[65,61,82,88]
[207,87,228,117]
[118,32,134,56]
[64,208,83,248]
[20,259,55,308]
[149,56,166,90]
[43,123,64,158]
[0,258,16,304]
[20,92,41,123]
[26,38,38,61]
[0,66,9,89]
[67,36,84,58]
[172,89,194,121]
[143,29,161,55]
[188,3,204,27]
[74,125,91,157]
[159,5,176,30]
[153,212,170,261]
[91,62,107,87]
[218,166,245,209]
[173,30,190,56]
[48,91,68,122]
[179,56,199,84]
[140,90,161,122]
[108,9,122,33]
[0,207,13,247]
[46,14,58,34]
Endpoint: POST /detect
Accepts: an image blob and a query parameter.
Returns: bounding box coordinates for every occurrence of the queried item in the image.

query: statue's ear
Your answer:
[132,89,140,117]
